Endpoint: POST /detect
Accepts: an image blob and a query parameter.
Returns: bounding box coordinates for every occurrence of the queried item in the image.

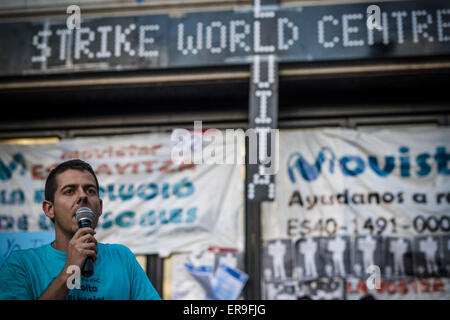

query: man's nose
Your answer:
[77,188,88,203]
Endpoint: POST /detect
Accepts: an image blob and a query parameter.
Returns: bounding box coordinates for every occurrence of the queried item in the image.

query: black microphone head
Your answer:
[76,207,94,226]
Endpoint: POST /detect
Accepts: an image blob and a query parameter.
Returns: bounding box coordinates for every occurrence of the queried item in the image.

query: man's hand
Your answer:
[38,228,97,300]
[66,227,97,270]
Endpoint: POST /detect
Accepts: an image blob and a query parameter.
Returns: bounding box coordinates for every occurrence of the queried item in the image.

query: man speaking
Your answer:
[0,159,161,300]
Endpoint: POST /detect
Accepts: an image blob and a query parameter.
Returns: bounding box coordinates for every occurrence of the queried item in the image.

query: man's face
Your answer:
[49,169,102,235]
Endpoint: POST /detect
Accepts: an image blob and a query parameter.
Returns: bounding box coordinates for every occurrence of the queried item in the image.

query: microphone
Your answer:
[75,207,95,277]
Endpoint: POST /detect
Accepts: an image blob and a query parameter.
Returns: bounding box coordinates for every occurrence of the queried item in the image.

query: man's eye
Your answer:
[64,189,73,195]
[88,188,97,195]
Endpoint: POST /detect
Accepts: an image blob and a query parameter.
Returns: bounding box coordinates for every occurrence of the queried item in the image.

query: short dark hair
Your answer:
[45,159,99,203]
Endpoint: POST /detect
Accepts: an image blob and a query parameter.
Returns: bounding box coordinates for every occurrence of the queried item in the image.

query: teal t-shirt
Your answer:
[0,243,161,300]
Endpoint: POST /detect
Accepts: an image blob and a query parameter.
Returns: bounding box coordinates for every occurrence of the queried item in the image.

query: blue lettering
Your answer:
[137,183,158,200]
[10,190,25,205]
[185,207,197,223]
[368,156,395,177]
[139,210,156,226]
[118,184,134,201]
[0,153,26,181]
[102,180,195,201]
[416,153,431,176]
[39,214,54,230]
[162,183,170,199]
[102,208,198,229]
[159,210,169,224]
[17,215,28,231]
[288,145,449,182]
[0,215,14,230]
[34,189,45,203]
[169,208,183,223]
[115,211,135,228]
[98,186,105,199]
[173,178,194,198]
[435,146,450,175]
[0,189,25,205]
[288,147,335,182]
[107,184,117,201]
[100,212,113,229]
[399,146,410,177]
[339,156,365,176]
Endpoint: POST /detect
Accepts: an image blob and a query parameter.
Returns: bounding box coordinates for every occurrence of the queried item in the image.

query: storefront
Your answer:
[0,0,449,299]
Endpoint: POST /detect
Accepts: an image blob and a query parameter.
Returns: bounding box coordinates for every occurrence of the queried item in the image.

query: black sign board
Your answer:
[0,1,450,76]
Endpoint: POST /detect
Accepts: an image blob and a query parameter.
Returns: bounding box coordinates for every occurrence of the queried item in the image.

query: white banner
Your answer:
[262,127,450,299]
[0,133,244,256]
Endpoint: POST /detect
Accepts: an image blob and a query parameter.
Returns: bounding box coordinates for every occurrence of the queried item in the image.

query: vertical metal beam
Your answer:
[244,128,263,299]
[244,0,279,300]
[146,254,163,298]
[244,183,263,299]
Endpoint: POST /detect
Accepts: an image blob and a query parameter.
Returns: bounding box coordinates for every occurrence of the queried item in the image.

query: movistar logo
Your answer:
[288,146,450,183]
[0,153,27,181]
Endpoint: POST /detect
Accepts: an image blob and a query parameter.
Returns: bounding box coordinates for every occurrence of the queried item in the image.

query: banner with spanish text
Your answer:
[261,127,450,299]
[0,132,244,256]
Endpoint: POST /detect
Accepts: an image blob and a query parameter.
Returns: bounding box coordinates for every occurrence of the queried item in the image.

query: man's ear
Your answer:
[42,200,55,221]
